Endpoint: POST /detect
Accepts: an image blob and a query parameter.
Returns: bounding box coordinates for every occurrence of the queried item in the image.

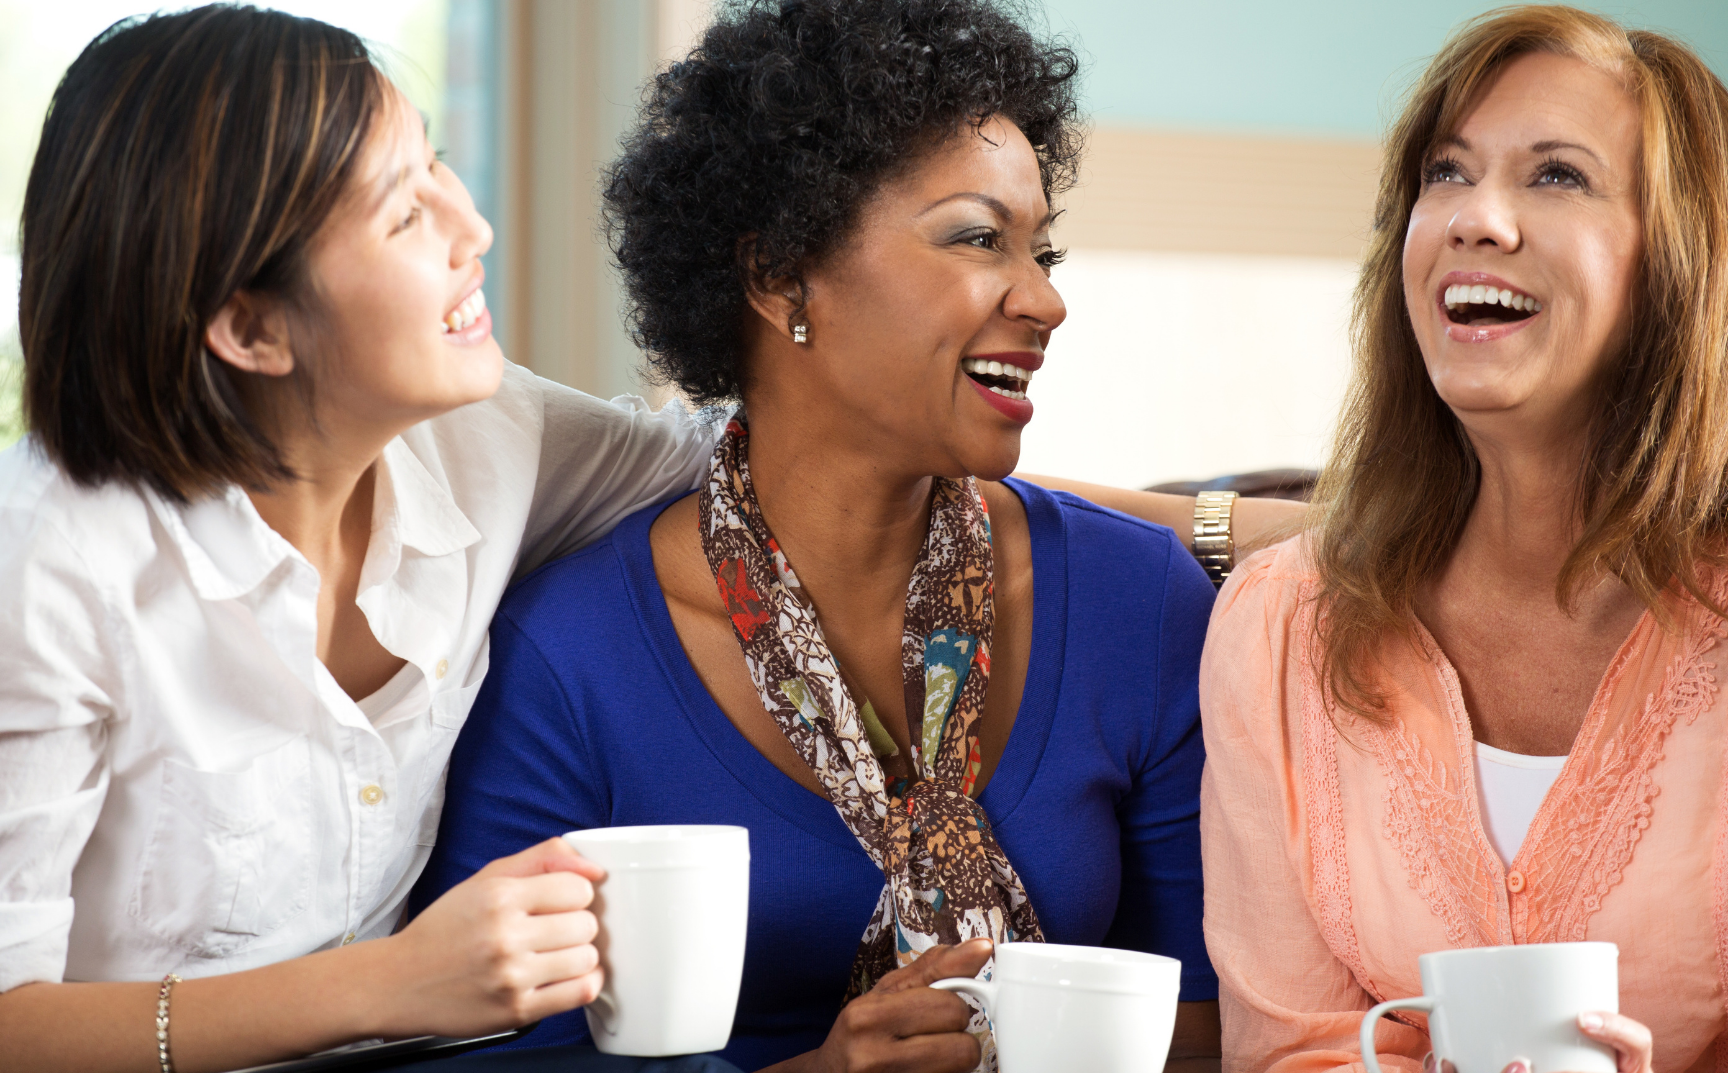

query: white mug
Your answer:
[1361,943,1619,1073]
[561,825,750,1057]
[932,942,1182,1073]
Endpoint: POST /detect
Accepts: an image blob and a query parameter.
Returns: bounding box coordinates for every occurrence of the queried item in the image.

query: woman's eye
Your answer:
[1422,158,1466,185]
[1534,159,1587,189]
[962,230,999,251]
[1035,247,1067,270]
[392,206,421,235]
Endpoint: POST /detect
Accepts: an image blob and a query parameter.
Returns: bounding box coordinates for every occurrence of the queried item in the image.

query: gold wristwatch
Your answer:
[1192,490,1238,588]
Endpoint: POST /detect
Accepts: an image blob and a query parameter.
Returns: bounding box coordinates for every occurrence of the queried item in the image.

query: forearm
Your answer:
[0,940,396,1073]
[1014,474,1307,554]
[1016,475,1198,541]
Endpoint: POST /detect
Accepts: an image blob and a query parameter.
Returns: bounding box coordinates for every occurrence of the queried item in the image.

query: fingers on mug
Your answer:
[1361,942,1619,1073]
[930,943,1180,1073]
[561,825,750,1058]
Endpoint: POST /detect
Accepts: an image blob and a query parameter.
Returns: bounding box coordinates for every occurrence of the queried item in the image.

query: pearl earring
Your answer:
[793,324,808,344]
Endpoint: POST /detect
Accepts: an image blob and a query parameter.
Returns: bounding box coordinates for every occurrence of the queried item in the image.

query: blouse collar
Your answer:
[151,437,482,605]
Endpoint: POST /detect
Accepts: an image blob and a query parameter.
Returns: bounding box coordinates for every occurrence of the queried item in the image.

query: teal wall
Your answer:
[1039,0,1728,138]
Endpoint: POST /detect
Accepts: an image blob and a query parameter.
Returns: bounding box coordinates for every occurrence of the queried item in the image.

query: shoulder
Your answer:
[1198,535,1318,751]
[404,361,712,486]
[421,360,617,441]
[459,359,716,450]
[497,493,672,642]
[0,438,155,584]
[0,441,159,723]
[1211,533,1318,638]
[1006,477,1212,611]
[1008,477,1185,559]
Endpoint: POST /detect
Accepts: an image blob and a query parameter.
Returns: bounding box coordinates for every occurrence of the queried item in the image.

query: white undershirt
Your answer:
[1473,742,1568,865]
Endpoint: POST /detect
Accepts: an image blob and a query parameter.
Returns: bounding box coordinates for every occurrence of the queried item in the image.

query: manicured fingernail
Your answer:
[1507,1060,1530,1073]
[1580,1013,1604,1031]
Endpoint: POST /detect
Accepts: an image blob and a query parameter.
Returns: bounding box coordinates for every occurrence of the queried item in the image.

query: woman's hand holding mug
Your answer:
[778,938,993,1073]
[364,837,607,1039]
[1576,1011,1654,1073]
[1422,1012,1653,1073]
[1367,944,1648,1073]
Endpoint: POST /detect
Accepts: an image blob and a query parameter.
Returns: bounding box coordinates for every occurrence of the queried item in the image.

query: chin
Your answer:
[953,435,1022,483]
[446,343,507,405]
[1428,368,1537,414]
[1422,341,1538,395]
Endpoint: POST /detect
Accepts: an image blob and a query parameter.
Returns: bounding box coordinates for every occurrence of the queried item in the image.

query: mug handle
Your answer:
[930,976,997,1015]
[586,987,619,1036]
[1361,996,1437,1073]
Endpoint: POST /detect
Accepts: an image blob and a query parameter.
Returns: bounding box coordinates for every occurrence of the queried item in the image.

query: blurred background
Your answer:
[0,1,1724,487]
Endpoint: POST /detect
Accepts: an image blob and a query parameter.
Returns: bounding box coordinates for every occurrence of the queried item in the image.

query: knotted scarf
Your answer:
[698,416,1044,1064]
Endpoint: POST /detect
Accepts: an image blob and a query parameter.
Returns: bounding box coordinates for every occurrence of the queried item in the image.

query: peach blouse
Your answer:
[1200,538,1728,1073]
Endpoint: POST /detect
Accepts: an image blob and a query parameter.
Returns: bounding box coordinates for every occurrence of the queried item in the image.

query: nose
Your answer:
[1004,257,1067,336]
[451,201,493,269]
[438,166,494,268]
[1445,180,1521,254]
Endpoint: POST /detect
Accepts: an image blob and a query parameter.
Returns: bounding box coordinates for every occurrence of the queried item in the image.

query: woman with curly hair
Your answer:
[415,1,1219,1070]
[1201,6,1728,1073]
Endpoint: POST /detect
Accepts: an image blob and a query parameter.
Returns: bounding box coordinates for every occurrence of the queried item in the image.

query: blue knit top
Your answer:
[412,479,1217,1071]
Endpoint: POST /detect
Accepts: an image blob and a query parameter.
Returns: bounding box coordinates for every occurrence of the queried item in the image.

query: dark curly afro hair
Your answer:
[602,0,1083,406]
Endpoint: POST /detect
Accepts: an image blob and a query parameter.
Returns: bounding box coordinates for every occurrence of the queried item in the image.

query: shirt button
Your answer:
[359,784,385,806]
[1506,870,1526,893]
[342,932,356,945]
[435,658,449,680]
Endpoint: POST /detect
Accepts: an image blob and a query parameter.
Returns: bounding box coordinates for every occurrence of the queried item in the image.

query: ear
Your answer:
[205,291,295,377]
[738,237,809,343]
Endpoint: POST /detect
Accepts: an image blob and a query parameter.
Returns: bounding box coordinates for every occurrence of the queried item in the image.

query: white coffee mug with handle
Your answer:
[1360,943,1619,1073]
[561,825,750,1057]
[931,942,1182,1073]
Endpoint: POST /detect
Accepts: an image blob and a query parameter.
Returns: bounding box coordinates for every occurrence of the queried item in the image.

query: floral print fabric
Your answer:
[698,417,1044,1037]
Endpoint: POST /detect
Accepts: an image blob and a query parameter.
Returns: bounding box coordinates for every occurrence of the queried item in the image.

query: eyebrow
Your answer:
[1531,139,1606,166]
[1432,133,1606,167]
[368,163,413,215]
[917,191,1055,229]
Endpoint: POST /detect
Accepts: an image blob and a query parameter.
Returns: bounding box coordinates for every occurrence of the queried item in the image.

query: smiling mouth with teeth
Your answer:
[1443,282,1542,326]
[962,356,1033,400]
[442,288,487,334]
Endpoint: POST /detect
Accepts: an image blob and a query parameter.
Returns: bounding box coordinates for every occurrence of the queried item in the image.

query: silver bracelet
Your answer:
[156,973,182,1073]
[1192,490,1238,588]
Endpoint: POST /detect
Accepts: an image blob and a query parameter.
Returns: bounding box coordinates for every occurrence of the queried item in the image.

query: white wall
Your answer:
[1017,249,1357,488]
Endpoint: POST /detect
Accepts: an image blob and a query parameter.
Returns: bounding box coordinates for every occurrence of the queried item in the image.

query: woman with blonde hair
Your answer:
[1202,7,1728,1073]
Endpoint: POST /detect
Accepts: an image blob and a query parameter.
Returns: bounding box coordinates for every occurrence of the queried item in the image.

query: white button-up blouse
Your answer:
[0,363,715,991]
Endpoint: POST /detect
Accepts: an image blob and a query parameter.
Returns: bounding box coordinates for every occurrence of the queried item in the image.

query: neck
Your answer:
[741,404,937,597]
[246,419,395,565]
[1452,420,1589,597]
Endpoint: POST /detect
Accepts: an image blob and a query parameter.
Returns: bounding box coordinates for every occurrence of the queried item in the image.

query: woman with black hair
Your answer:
[416,3,1221,1071]
[0,6,738,1071]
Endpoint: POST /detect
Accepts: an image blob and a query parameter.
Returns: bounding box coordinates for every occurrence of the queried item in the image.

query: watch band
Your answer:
[1193,490,1238,588]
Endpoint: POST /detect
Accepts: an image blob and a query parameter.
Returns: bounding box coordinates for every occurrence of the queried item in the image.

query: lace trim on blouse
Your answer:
[1304,571,1728,969]
[1298,582,1384,1001]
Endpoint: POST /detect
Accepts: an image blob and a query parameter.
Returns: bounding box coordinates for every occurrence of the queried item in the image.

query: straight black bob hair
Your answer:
[20,4,384,501]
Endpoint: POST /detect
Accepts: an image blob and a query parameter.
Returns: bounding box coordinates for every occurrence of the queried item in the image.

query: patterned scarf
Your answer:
[698,417,1044,1047]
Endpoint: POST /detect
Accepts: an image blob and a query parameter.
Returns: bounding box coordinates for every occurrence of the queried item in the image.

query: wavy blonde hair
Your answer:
[1313,5,1728,717]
